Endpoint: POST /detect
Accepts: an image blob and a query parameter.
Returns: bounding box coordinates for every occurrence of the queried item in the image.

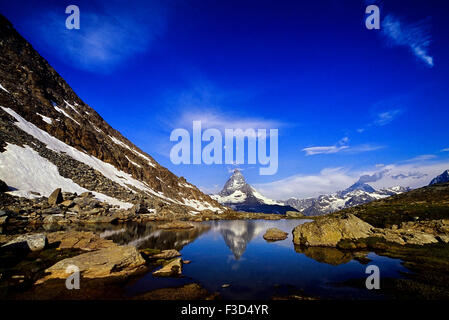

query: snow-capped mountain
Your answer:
[0,15,224,216]
[283,181,410,216]
[429,170,449,185]
[211,169,298,214]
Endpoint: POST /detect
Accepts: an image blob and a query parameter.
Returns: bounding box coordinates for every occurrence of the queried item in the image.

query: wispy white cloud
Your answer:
[374,109,402,126]
[177,111,282,131]
[302,138,383,156]
[381,14,433,67]
[302,145,349,156]
[402,154,437,162]
[357,106,403,133]
[33,1,168,73]
[441,148,449,152]
[162,82,284,131]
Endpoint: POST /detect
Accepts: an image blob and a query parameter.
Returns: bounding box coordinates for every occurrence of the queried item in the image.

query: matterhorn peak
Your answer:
[212,170,297,214]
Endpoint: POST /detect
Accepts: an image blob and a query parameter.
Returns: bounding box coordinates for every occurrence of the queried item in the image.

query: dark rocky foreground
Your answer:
[0,227,219,300]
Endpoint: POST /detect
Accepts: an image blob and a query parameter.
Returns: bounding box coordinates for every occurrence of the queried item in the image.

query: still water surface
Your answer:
[94,219,408,300]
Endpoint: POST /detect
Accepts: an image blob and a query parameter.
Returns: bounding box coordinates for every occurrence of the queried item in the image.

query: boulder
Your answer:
[263,228,288,241]
[60,200,74,207]
[0,211,9,226]
[286,211,304,218]
[157,221,194,230]
[0,215,7,226]
[48,188,63,205]
[152,258,182,277]
[43,215,69,224]
[292,214,373,247]
[371,226,440,246]
[36,245,146,283]
[2,233,47,251]
[152,249,181,259]
[46,231,116,251]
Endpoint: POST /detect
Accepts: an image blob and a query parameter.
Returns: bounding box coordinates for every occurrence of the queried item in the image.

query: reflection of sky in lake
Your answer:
[116,219,409,300]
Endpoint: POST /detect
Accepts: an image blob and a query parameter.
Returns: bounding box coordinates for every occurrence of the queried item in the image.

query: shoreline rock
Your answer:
[293,214,449,248]
[152,258,182,277]
[263,228,288,241]
[157,221,194,230]
[2,233,47,251]
[293,214,373,247]
[36,245,146,284]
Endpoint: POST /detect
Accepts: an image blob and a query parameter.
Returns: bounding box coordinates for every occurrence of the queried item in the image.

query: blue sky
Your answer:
[1,0,449,199]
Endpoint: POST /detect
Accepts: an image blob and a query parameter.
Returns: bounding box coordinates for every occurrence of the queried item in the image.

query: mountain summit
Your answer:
[429,170,449,185]
[0,14,224,217]
[212,169,297,214]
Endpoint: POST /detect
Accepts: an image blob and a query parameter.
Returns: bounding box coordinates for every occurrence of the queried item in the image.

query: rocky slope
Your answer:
[211,169,297,214]
[283,180,410,216]
[429,169,449,185]
[0,14,226,218]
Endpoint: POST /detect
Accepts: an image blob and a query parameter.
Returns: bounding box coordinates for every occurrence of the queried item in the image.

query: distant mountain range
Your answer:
[283,169,449,216]
[211,169,297,214]
[282,181,410,216]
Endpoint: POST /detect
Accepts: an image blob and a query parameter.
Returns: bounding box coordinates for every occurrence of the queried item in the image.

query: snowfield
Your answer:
[0,143,133,209]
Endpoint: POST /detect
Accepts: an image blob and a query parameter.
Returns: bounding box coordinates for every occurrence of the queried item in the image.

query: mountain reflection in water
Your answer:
[211,220,265,259]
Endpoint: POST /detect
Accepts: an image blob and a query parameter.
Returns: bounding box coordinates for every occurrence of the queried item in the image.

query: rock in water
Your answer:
[263,228,288,241]
[286,211,304,218]
[46,231,116,251]
[152,249,181,259]
[292,214,373,247]
[2,233,47,251]
[157,221,194,230]
[48,188,63,205]
[36,246,146,283]
[152,258,182,277]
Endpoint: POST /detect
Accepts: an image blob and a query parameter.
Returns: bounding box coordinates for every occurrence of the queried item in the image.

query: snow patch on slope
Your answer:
[37,113,53,124]
[54,105,80,125]
[0,83,9,93]
[64,100,80,115]
[212,190,247,204]
[109,135,156,168]
[0,143,132,209]
[1,106,151,193]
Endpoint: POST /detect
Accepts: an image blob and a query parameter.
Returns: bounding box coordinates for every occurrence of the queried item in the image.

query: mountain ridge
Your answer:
[283,180,410,216]
[0,14,225,216]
